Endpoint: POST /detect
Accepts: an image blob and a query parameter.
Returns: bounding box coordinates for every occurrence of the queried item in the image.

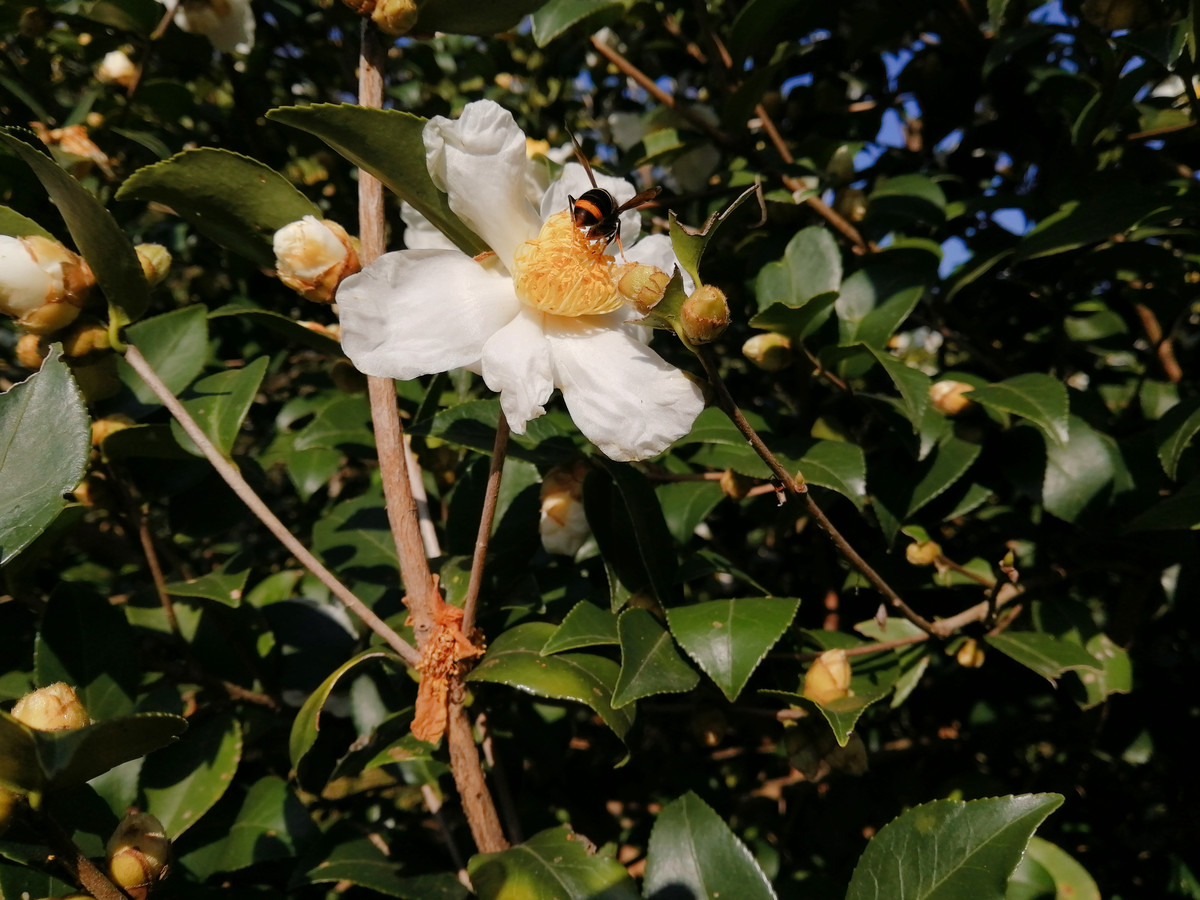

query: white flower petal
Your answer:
[400,202,458,252]
[540,162,643,248]
[424,101,541,269]
[337,249,519,381]
[546,316,704,460]
[481,307,554,433]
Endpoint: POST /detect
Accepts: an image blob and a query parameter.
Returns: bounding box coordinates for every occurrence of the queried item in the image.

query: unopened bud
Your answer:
[614,262,670,313]
[539,461,591,556]
[62,321,111,358]
[92,413,135,447]
[0,235,94,334]
[719,468,754,499]
[742,332,792,371]
[803,649,852,705]
[135,243,172,287]
[11,683,90,731]
[371,0,418,35]
[905,540,942,567]
[15,333,50,369]
[97,49,138,89]
[680,285,729,344]
[834,188,868,223]
[929,380,974,416]
[273,216,360,304]
[956,638,986,668]
[107,812,171,899]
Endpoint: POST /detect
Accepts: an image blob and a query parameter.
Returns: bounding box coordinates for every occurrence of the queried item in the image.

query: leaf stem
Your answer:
[461,413,510,636]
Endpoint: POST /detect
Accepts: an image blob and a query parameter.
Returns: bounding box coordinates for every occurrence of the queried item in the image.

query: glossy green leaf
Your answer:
[290,394,373,452]
[0,861,75,898]
[541,601,620,654]
[1155,396,1200,480]
[1019,836,1101,900]
[970,374,1069,446]
[907,433,982,518]
[303,823,468,898]
[657,479,725,543]
[467,623,634,742]
[310,489,397,574]
[611,609,699,708]
[140,710,243,838]
[860,344,932,431]
[266,104,486,256]
[0,128,150,324]
[1015,179,1169,260]
[417,0,545,34]
[469,824,639,900]
[530,0,624,45]
[164,556,250,607]
[1042,416,1117,523]
[0,347,89,566]
[750,293,841,338]
[1074,633,1132,709]
[846,794,1064,900]
[985,632,1101,683]
[868,173,947,226]
[643,791,777,900]
[836,266,925,348]
[1007,847,1057,900]
[1125,474,1200,531]
[208,305,342,353]
[667,597,800,701]
[0,204,54,239]
[37,712,187,790]
[116,149,321,267]
[669,184,760,287]
[778,439,868,509]
[170,356,269,458]
[117,305,210,406]
[754,225,841,312]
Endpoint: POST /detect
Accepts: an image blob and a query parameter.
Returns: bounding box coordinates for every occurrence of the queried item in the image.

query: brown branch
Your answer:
[461,414,510,636]
[123,345,420,669]
[446,700,508,853]
[32,808,127,900]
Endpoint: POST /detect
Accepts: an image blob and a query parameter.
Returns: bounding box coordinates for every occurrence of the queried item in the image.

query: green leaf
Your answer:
[755,225,841,312]
[667,597,800,701]
[846,794,1064,900]
[115,149,321,268]
[0,128,150,325]
[778,439,868,509]
[860,344,932,431]
[289,650,401,771]
[1155,396,1200,480]
[302,823,468,898]
[1018,836,1101,900]
[170,356,269,458]
[0,710,44,796]
[35,584,139,720]
[139,710,243,838]
[36,712,187,791]
[469,824,639,900]
[1074,633,1132,709]
[467,623,635,743]
[0,346,89,566]
[531,0,624,46]
[266,105,486,256]
[1125,474,1200,531]
[611,609,699,708]
[867,173,947,227]
[164,556,251,607]
[0,204,54,239]
[669,184,760,287]
[836,266,925,348]
[657,479,725,543]
[416,0,544,34]
[907,433,982,518]
[1015,180,1171,261]
[970,374,1069,446]
[208,305,342,353]
[541,601,620,654]
[117,305,210,407]
[643,791,777,900]
[985,632,1102,684]
[1042,416,1116,523]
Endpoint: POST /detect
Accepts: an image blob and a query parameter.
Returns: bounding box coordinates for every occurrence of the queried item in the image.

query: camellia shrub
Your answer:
[1,0,1196,898]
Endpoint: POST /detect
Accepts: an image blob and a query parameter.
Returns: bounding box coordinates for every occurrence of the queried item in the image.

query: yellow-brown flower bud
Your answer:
[11,683,90,731]
[0,235,93,334]
[273,216,360,304]
[135,243,172,287]
[718,468,754,499]
[107,812,171,899]
[371,0,418,35]
[539,461,591,556]
[97,49,138,89]
[742,332,792,372]
[15,333,50,369]
[905,540,942,567]
[613,262,670,314]
[91,413,135,447]
[929,380,974,416]
[956,638,986,668]
[680,285,730,344]
[61,321,111,359]
[834,187,868,223]
[803,649,852,705]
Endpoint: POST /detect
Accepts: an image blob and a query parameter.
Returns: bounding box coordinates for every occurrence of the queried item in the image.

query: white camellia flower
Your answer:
[338,100,705,462]
[159,0,255,54]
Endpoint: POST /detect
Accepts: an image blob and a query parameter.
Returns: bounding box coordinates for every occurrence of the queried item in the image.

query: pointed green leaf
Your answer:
[37,712,187,790]
[1017,836,1101,900]
[867,173,947,227]
[164,556,250,607]
[0,128,150,324]
[531,0,625,46]
[846,794,1063,900]
[669,184,760,286]
[657,479,725,543]
[668,597,800,701]
[0,346,89,565]
[302,823,468,898]
[266,104,486,256]
[209,305,342,353]
[778,439,867,509]
[754,225,841,312]
[907,433,982,518]
[1015,179,1169,260]
[467,623,635,742]
[0,204,54,239]
[417,0,546,34]
[1042,416,1116,522]
[140,710,243,839]
[970,374,1069,446]
[116,148,321,267]
[541,601,620,655]
[836,266,925,348]
[170,356,270,458]
[985,632,1101,683]
[1155,396,1200,480]
[1074,633,1131,709]
[469,825,639,900]
[1125,474,1200,531]
[860,344,932,433]
[643,791,777,900]
[611,609,699,708]
[118,305,210,406]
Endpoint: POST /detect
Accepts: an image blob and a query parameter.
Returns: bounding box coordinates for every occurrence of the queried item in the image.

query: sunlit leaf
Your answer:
[970,374,1070,446]
[985,632,1101,683]
[170,356,270,458]
[541,601,619,654]
[611,609,699,708]
[469,825,638,900]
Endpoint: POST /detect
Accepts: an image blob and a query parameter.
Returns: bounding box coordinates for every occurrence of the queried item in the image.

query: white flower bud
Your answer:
[273,216,361,304]
[97,49,137,88]
[0,235,94,334]
[539,461,591,556]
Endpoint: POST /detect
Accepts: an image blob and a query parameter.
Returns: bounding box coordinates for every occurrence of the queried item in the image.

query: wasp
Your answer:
[567,130,661,254]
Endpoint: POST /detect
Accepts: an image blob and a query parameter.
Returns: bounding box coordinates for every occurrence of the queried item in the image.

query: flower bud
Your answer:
[0,235,94,334]
[135,243,172,287]
[11,683,90,731]
[371,0,418,35]
[956,638,986,668]
[539,461,591,556]
[92,413,135,447]
[741,332,792,372]
[803,649,852,705]
[905,540,942,567]
[680,285,730,344]
[834,188,868,223]
[61,321,111,358]
[273,216,361,304]
[929,380,974,416]
[97,49,138,89]
[719,468,753,499]
[15,333,50,369]
[107,812,171,899]
[613,262,670,314]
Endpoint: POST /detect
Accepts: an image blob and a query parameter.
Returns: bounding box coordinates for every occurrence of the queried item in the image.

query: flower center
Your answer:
[510,211,624,317]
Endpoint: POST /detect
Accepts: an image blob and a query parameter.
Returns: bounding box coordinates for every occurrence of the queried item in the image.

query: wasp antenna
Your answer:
[566,126,600,189]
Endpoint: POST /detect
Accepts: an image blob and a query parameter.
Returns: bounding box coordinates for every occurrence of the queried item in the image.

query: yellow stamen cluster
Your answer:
[510,211,623,317]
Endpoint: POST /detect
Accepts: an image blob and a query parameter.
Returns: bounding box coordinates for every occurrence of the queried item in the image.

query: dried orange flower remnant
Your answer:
[411,599,484,744]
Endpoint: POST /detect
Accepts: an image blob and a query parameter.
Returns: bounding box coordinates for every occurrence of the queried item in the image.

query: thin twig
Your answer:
[405,435,442,558]
[461,415,510,636]
[32,809,127,900]
[123,345,420,668]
